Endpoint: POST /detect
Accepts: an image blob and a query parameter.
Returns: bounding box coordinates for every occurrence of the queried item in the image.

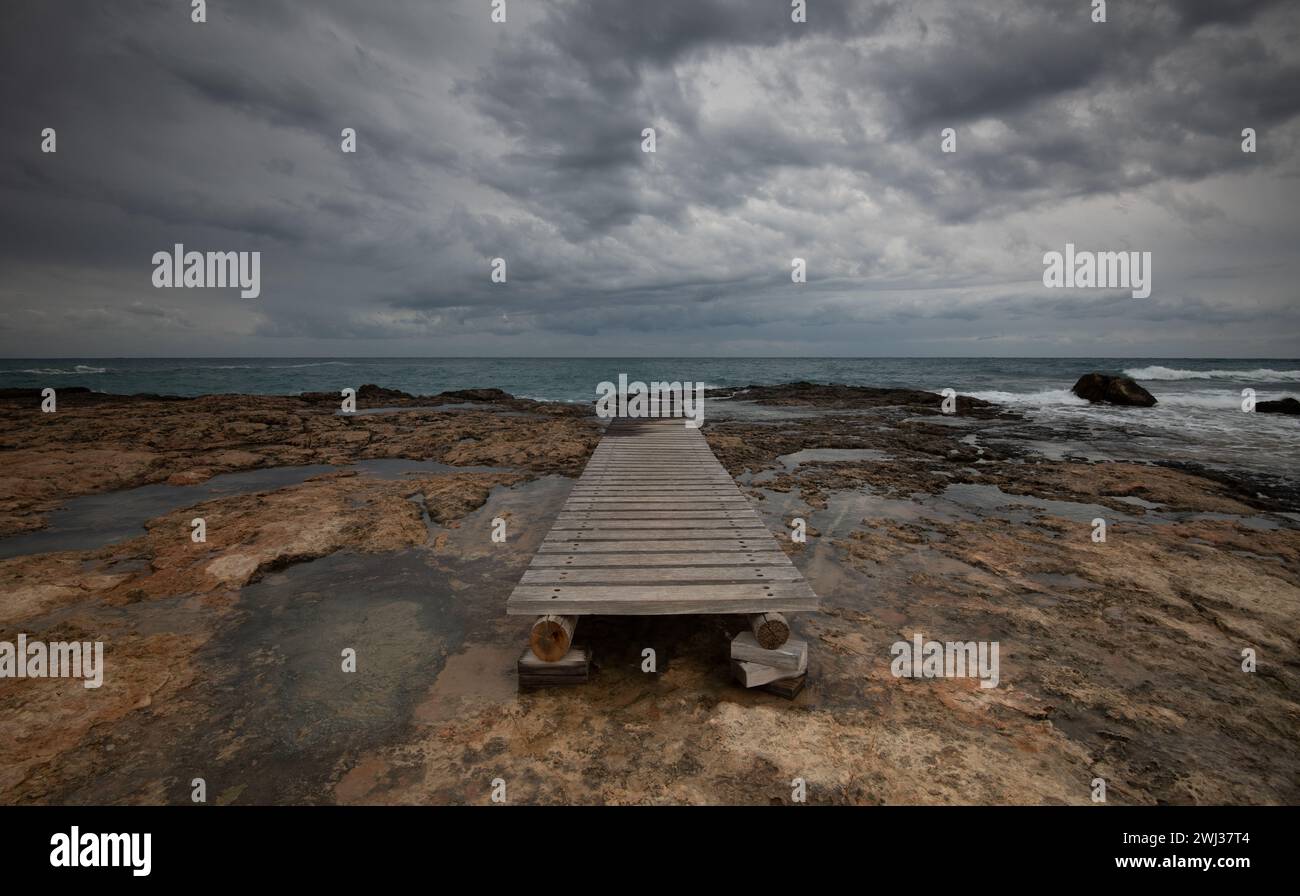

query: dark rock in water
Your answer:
[436,388,513,402]
[0,386,93,398]
[1256,397,1300,415]
[356,383,415,402]
[1071,373,1157,407]
[705,381,997,414]
[300,383,417,405]
[0,387,191,408]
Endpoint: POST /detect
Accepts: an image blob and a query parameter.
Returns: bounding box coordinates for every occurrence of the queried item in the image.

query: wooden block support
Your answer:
[732,660,786,687]
[761,674,806,699]
[518,646,591,688]
[749,612,791,649]
[731,633,808,672]
[731,640,807,685]
[529,614,577,661]
[732,637,807,695]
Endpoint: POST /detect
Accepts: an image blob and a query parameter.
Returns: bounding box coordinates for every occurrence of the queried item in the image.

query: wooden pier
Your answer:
[507,417,819,683]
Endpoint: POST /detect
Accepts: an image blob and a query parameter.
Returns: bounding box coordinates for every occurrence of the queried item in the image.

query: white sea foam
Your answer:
[195,361,354,370]
[10,365,107,375]
[973,386,1286,412]
[966,389,1090,407]
[1124,365,1300,382]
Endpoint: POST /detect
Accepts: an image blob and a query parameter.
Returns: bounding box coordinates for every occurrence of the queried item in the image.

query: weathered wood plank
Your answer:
[507,582,819,615]
[527,551,792,567]
[543,529,768,541]
[568,490,740,496]
[522,566,803,584]
[557,511,759,519]
[518,646,590,687]
[731,633,807,671]
[576,480,734,486]
[760,674,806,699]
[506,418,818,618]
[551,519,765,530]
[538,538,779,552]
[564,497,751,504]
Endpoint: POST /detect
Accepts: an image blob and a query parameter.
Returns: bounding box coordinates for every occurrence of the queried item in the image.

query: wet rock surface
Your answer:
[709,381,1001,416]
[1071,373,1158,407]
[1256,397,1300,415]
[0,384,1296,805]
[0,388,599,537]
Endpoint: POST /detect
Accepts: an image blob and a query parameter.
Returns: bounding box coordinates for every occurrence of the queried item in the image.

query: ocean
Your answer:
[3,357,1297,478]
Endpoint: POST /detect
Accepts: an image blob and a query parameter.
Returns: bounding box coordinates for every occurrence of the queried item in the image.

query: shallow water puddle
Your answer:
[776,448,891,467]
[0,459,513,558]
[414,643,519,725]
[940,483,1141,524]
[0,464,336,559]
[45,474,574,803]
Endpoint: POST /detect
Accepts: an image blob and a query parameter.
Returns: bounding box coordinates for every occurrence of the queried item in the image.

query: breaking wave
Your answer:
[966,388,1089,407]
[8,365,107,375]
[193,361,354,370]
[1124,365,1300,382]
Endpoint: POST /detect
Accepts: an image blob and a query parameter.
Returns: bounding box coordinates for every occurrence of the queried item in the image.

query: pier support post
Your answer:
[530,614,577,661]
[749,612,790,649]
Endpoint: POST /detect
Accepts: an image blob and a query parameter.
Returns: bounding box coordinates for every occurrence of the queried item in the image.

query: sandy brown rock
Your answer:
[710,381,1000,415]
[0,390,599,537]
[1,383,1296,806]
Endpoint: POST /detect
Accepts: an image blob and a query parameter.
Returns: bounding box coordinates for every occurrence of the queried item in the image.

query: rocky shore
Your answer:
[0,383,1296,805]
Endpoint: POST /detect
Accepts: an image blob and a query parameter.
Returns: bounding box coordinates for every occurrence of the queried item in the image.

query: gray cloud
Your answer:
[0,0,1298,358]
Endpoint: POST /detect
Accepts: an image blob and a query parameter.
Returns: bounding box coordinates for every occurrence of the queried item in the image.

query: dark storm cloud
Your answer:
[0,0,1298,357]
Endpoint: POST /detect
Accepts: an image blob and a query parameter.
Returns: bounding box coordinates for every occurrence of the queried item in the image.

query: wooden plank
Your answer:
[542,529,768,541]
[505,418,819,618]
[732,660,792,688]
[587,452,719,457]
[571,482,736,488]
[557,511,759,519]
[574,482,738,487]
[565,496,749,503]
[570,492,737,498]
[577,475,733,481]
[575,479,736,485]
[522,566,803,584]
[571,483,738,488]
[538,538,778,552]
[585,457,722,460]
[731,633,807,671]
[506,582,818,615]
[528,551,792,567]
[518,646,590,687]
[551,519,764,530]
[760,674,806,699]
[563,497,751,504]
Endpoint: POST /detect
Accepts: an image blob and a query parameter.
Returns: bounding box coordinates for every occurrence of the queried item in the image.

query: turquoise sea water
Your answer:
[3,357,1298,403]
[3,357,1297,477]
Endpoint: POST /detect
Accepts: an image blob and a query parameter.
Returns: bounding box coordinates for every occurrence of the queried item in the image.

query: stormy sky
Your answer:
[1,0,1298,358]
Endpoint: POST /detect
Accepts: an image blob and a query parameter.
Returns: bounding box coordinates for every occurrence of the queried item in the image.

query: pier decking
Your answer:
[506,418,820,616]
